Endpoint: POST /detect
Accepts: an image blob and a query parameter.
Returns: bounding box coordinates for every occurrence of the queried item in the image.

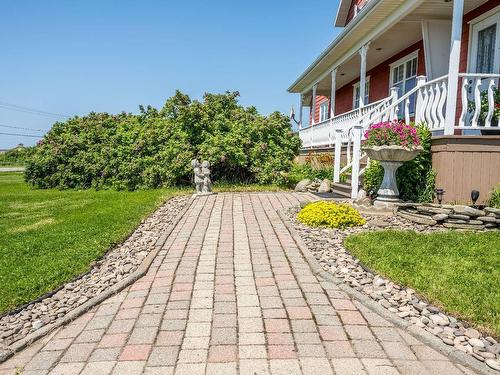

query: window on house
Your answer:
[391,53,418,115]
[353,79,370,109]
[319,101,329,122]
[470,12,500,74]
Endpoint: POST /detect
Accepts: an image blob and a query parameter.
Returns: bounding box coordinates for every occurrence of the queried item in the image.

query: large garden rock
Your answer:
[397,211,437,226]
[443,222,485,230]
[485,207,500,216]
[295,179,311,192]
[452,205,485,217]
[317,179,331,193]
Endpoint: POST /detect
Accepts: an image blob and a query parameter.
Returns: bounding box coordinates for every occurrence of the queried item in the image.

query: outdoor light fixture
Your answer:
[471,190,480,207]
[435,188,445,205]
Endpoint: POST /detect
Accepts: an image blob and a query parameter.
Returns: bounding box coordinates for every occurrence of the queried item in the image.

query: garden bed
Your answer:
[285,204,500,371]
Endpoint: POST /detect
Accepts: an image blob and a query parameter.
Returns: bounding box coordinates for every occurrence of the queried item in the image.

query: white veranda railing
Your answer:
[458,73,500,129]
[298,98,390,149]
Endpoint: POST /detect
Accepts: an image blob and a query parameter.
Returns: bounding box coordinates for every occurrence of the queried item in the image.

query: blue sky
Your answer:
[0,0,341,149]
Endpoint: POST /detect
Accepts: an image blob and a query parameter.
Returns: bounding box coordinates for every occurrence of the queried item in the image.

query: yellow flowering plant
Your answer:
[297,201,366,229]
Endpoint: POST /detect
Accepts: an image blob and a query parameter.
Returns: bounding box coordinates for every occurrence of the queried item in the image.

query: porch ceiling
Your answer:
[291,0,492,96]
[407,0,490,21]
[301,20,423,103]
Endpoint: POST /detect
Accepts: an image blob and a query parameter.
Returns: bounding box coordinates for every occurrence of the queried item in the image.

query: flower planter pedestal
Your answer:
[363,145,423,207]
[376,161,404,202]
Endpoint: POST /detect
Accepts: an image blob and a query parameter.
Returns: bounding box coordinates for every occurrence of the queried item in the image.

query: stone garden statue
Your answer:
[192,159,213,195]
[201,160,212,193]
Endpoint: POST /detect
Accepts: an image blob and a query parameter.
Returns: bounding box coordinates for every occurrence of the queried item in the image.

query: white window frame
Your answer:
[389,51,419,116]
[389,51,419,92]
[353,77,370,109]
[319,101,329,122]
[468,8,500,74]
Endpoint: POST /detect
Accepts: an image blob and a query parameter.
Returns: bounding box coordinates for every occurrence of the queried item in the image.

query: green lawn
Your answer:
[0,172,185,314]
[345,230,500,336]
[0,173,287,314]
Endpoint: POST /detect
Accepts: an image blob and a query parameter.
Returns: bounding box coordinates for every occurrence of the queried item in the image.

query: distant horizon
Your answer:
[0,0,341,149]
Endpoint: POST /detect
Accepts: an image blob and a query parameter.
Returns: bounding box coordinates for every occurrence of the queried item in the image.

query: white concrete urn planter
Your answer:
[363,145,423,203]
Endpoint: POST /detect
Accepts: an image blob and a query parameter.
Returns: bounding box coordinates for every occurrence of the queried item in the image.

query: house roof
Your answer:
[335,0,354,27]
[287,0,391,94]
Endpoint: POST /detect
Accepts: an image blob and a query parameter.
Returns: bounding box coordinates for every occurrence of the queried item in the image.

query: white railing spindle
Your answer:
[471,78,482,128]
[459,77,468,127]
[437,81,447,126]
[485,78,495,128]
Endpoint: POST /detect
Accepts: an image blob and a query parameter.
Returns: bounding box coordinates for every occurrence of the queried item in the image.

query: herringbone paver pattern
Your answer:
[0,193,476,374]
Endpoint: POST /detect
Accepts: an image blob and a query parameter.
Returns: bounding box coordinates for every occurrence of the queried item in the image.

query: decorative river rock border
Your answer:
[284,206,500,371]
[0,195,190,352]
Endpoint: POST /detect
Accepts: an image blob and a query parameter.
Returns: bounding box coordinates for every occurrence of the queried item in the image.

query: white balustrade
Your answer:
[458,73,500,129]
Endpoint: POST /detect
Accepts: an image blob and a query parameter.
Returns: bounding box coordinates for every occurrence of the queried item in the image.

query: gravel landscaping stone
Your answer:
[0,195,189,351]
[285,205,500,370]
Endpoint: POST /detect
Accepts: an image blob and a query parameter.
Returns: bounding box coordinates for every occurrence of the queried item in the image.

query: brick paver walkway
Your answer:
[0,193,476,375]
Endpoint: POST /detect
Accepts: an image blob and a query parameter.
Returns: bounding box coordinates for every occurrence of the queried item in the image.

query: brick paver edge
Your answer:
[277,208,496,375]
[0,195,196,364]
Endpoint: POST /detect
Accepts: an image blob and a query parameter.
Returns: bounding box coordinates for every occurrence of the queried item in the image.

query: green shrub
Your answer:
[0,146,34,166]
[363,123,435,202]
[297,201,366,229]
[489,186,500,208]
[25,91,301,190]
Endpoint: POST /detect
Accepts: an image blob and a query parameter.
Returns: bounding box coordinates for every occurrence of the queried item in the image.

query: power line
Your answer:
[0,123,45,133]
[0,101,68,119]
[0,131,43,138]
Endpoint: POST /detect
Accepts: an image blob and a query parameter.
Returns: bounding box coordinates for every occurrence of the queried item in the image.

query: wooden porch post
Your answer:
[444,0,464,135]
[359,43,370,109]
[330,69,337,118]
[311,84,318,126]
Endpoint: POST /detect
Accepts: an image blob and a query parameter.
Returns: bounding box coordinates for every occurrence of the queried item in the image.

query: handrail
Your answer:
[366,74,449,128]
[458,73,500,78]
[331,98,387,122]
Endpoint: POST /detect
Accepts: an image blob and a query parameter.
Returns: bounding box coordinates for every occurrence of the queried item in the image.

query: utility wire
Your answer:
[0,131,43,138]
[0,123,45,133]
[0,101,68,119]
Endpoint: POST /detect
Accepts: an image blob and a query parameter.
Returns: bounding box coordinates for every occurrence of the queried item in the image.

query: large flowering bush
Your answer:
[363,120,420,149]
[297,201,366,229]
[25,91,300,190]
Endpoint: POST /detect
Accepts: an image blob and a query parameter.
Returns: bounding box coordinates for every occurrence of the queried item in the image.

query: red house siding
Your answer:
[311,95,330,124]
[346,0,371,25]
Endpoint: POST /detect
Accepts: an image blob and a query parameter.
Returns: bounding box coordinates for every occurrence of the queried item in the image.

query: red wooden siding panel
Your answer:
[346,0,372,25]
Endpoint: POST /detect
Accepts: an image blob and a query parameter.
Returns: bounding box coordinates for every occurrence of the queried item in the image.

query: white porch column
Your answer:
[311,84,318,126]
[333,129,342,183]
[330,69,337,118]
[359,43,370,109]
[299,94,303,129]
[444,0,464,135]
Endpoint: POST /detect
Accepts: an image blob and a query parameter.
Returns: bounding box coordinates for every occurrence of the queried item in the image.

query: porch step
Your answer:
[331,182,352,198]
